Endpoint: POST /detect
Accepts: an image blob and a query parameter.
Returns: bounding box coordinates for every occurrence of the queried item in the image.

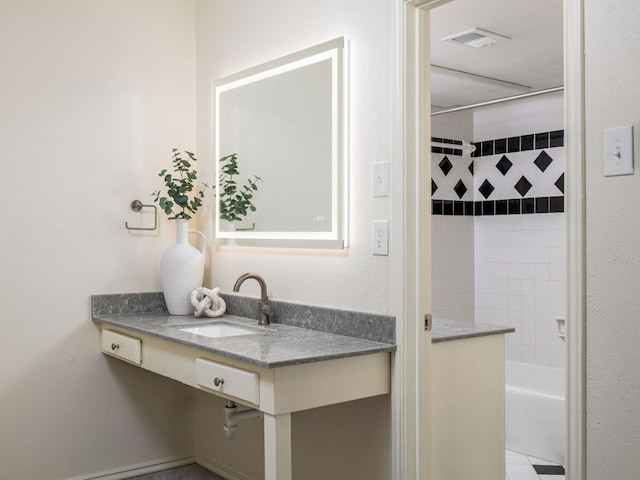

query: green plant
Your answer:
[216,153,262,222]
[152,149,206,220]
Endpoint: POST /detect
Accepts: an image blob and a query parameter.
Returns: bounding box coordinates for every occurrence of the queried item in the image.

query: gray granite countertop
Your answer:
[93,312,396,368]
[432,318,514,343]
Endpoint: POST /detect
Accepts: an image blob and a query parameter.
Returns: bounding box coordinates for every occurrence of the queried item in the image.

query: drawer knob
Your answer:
[111,343,120,351]
[213,377,224,387]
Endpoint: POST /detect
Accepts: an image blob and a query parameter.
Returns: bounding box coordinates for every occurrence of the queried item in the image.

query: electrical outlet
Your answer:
[373,221,389,255]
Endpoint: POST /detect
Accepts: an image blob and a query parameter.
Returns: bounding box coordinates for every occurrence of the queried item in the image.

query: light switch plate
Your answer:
[373,162,389,197]
[604,125,634,176]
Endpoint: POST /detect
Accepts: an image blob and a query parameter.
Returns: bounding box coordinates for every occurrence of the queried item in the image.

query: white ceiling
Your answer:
[430,0,563,111]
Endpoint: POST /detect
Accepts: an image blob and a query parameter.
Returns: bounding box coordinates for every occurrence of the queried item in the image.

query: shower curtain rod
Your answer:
[431,86,564,116]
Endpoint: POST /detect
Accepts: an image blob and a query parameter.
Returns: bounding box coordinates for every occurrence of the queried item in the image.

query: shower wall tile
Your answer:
[473,147,565,201]
[431,94,566,368]
[474,213,566,368]
[431,139,565,215]
[432,215,475,322]
[431,152,475,202]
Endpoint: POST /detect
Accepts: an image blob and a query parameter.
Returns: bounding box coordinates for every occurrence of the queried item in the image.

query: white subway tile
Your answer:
[535,280,550,298]
[550,263,566,282]
[550,281,565,298]
[549,333,566,350]
[521,263,536,279]
[522,345,536,363]
[550,296,567,316]
[508,328,522,344]
[508,311,523,328]
[535,313,551,331]
[535,329,550,348]
[508,262,522,279]
[535,263,550,281]
[522,328,536,346]
[496,294,510,311]
[522,296,536,313]
[535,346,550,365]
[507,343,523,362]
[508,280,522,296]
[496,262,509,278]
[549,348,566,368]
[508,294,522,312]
[535,247,550,264]
[522,312,536,328]
[496,278,509,294]
[549,247,566,265]
[475,308,493,324]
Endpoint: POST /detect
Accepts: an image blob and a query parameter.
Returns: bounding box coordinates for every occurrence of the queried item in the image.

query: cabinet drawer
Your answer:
[195,358,259,405]
[102,330,142,365]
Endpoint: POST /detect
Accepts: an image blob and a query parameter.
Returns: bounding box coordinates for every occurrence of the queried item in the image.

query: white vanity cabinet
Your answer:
[101,330,141,364]
[195,357,260,405]
[98,326,391,480]
[430,321,514,480]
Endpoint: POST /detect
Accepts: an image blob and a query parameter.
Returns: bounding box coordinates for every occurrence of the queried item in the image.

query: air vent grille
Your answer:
[443,28,510,48]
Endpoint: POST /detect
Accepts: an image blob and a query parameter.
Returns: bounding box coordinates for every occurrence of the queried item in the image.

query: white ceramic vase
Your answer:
[225,221,238,246]
[161,218,206,315]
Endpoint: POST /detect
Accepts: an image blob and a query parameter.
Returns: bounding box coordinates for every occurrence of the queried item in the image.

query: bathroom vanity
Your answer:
[92,293,395,480]
[431,319,514,480]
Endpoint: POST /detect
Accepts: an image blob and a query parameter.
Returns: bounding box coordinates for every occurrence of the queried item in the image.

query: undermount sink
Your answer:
[179,323,258,339]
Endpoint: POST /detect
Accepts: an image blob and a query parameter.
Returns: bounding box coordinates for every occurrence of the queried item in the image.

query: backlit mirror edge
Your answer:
[212,37,348,250]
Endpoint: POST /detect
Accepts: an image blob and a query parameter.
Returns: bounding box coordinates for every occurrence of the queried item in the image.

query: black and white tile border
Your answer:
[431,130,565,216]
[471,130,564,157]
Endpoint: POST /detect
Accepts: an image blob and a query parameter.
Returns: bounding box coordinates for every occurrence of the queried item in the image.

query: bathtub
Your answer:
[505,361,566,465]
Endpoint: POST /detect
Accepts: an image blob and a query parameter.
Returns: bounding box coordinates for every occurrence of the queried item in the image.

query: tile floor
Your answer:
[506,450,566,480]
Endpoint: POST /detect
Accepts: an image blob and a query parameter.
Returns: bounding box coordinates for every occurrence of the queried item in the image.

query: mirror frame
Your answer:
[213,37,348,249]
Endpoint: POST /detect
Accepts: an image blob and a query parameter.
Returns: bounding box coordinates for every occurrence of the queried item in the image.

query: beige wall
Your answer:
[195,0,394,312]
[584,1,640,477]
[6,0,640,478]
[194,1,394,478]
[0,1,198,478]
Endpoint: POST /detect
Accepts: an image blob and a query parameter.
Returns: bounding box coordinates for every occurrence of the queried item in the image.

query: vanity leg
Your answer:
[263,412,292,480]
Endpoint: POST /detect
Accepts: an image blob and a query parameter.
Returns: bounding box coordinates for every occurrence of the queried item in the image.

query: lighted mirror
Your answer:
[214,37,347,249]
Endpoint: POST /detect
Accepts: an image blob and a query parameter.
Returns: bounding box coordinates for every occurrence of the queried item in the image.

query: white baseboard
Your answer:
[69,455,196,480]
[196,454,254,480]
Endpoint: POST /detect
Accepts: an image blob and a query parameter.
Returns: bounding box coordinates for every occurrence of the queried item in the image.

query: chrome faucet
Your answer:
[233,273,273,325]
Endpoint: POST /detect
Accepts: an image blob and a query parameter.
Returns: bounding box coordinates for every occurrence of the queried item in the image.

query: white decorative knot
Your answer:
[190,287,227,318]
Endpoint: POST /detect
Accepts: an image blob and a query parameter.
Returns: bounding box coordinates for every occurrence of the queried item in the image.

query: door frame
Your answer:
[564,0,586,478]
[392,0,586,479]
[391,1,436,479]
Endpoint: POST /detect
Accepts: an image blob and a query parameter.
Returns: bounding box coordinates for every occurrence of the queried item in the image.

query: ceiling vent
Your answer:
[442,28,510,48]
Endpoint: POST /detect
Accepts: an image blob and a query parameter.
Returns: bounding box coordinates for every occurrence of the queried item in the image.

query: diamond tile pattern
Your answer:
[439,156,453,176]
[454,180,468,199]
[474,147,565,202]
[478,179,495,199]
[431,153,474,202]
[555,173,564,193]
[514,176,533,197]
[431,135,564,205]
[496,155,513,175]
[534,150,554,172]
